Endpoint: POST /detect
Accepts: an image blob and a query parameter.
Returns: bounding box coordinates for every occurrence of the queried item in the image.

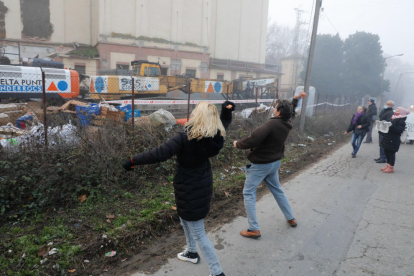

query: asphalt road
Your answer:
[133,136,414,276]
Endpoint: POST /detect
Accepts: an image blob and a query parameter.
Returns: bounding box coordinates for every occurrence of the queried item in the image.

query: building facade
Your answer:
[0,0,280,80]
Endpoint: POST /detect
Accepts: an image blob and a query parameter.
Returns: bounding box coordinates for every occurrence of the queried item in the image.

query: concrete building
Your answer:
[0,0,280,81]
[279,54,304,99]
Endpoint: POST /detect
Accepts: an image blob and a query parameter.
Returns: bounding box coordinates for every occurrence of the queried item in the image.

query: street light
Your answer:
[379,54,403,106]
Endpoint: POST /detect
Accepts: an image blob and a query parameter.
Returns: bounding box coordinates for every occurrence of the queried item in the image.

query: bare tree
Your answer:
[266,21,309,65]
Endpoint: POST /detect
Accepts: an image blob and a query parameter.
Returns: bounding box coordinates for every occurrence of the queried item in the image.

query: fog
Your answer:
[268,0,414,105]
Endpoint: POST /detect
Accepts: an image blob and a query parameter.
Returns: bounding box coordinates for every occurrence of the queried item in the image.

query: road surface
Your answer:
[133,137,414,276]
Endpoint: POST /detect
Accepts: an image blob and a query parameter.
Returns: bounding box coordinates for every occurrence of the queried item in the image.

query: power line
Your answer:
[321,10,340,38]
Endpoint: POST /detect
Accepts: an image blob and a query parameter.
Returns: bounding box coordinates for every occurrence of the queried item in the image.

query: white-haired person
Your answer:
[380,107,411,173]
[123,101,235,276]
[375,100,395,163]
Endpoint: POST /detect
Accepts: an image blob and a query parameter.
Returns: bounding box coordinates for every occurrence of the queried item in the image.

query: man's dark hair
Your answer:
[276,99,294,120]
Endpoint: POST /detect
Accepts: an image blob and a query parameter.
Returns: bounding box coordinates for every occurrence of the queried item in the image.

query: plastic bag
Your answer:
[149,109,176,127]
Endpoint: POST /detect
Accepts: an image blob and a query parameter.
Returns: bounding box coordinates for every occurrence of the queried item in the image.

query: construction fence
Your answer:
[0,70,354,148]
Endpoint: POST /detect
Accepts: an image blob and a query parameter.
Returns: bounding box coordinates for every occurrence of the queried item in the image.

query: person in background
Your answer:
[233,92,307,239]
[375,100,395,163]
[380,107,410,173]
[364,99,377,143]
[123,101,236,276]
[345,106,371,157]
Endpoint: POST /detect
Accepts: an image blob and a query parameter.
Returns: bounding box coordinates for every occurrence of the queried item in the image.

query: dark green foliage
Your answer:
[301,31,389,99]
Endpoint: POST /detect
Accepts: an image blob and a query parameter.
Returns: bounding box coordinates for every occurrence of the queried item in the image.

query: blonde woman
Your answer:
[123,101,235,276]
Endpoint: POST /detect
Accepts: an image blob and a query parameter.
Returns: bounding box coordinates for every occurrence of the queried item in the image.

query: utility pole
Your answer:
[299,0,323,135]
[290,8,306,90]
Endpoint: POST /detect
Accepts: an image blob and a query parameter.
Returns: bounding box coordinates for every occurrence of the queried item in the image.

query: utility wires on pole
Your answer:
[290,8,306,90]
[299,0,323,135]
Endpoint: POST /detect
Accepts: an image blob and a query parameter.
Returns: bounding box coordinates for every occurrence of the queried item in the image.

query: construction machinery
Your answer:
[0,64,88,99]
[89,60,279,100]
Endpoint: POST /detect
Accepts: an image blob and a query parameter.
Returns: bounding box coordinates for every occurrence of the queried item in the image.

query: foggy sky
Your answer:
[268,0,414,66]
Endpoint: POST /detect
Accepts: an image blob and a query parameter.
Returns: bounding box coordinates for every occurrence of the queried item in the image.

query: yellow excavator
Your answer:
[89,60,276,100]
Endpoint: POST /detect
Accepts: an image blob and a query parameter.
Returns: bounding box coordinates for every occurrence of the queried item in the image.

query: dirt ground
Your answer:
[103,136,349,276]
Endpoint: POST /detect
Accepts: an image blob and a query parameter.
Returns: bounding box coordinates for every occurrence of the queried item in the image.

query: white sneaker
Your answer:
[177,251,200,264]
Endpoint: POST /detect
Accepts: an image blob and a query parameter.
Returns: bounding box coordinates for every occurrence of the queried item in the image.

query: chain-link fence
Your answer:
[1,67,360,150]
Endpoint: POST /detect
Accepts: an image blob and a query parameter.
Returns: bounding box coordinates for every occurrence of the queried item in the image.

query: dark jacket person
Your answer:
[364,99,377,143]
[376,100,395,163]
[345,106,371,157]
[380,107,410,173]
[123,101,235,276]
[233,92,307,239]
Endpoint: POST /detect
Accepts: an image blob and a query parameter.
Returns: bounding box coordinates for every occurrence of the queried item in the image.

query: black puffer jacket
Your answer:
[346,114,371,135]
[131,102,234,221]
[380,117,406,152]
[378,107,394,133]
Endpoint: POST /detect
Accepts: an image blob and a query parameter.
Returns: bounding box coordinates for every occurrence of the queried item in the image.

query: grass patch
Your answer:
[0,111,350,275]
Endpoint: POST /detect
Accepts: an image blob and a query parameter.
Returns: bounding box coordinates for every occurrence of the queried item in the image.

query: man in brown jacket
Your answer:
[233,92,306,238]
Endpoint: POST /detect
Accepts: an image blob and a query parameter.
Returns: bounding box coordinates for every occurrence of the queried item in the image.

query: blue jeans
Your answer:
[180,217,222,275]
[379,133,386,160]
[243,160,294,231]
[351,133,366,155]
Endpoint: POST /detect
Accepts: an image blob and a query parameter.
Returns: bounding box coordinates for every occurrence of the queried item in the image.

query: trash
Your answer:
[241,109,253,119]
[131,116,152,127]
[122,258,127,262]
[149,109,176,127]
[307,136,315,142]
[40,258,48,265]
[105,251,116,257]
[68,269,76,273]
[116,104,141,122]
[172,206,177,210]
[16,112,38,130]
[327,143,333,146]
[116,224,127,230]
[0,123,79,151]
[240,104,271,119]
[104,267,110,272]
[37,246,50,257]
[84,260,90,263]
[298,144,306,147]
[78,194,87,203]
[100,103,118,112]
[48,248,58,255]
[224,191,230,197]
[286,170,291,173]
[22,253,26,258]
[47,242,53,246]
[0,113,11,124]
[102,234,108,239]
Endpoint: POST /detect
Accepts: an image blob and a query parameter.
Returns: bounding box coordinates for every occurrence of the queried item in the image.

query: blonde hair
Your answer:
[185,102,226,140]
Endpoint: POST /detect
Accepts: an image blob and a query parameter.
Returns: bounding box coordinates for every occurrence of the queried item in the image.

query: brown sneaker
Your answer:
[288,219,297,227]
[240,229,261,239]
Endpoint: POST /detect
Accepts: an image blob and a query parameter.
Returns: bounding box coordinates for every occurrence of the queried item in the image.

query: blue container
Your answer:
[124,110,141,122]
[76,105,101,127]
[16,114,34,129]
[116,104,140,121]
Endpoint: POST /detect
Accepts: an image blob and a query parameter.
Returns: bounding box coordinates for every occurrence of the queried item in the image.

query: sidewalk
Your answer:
[132,138,414,276]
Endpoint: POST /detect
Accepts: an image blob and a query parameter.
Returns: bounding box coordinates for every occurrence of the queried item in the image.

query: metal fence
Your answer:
[0,72,280,148]
[0,67,362,149]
